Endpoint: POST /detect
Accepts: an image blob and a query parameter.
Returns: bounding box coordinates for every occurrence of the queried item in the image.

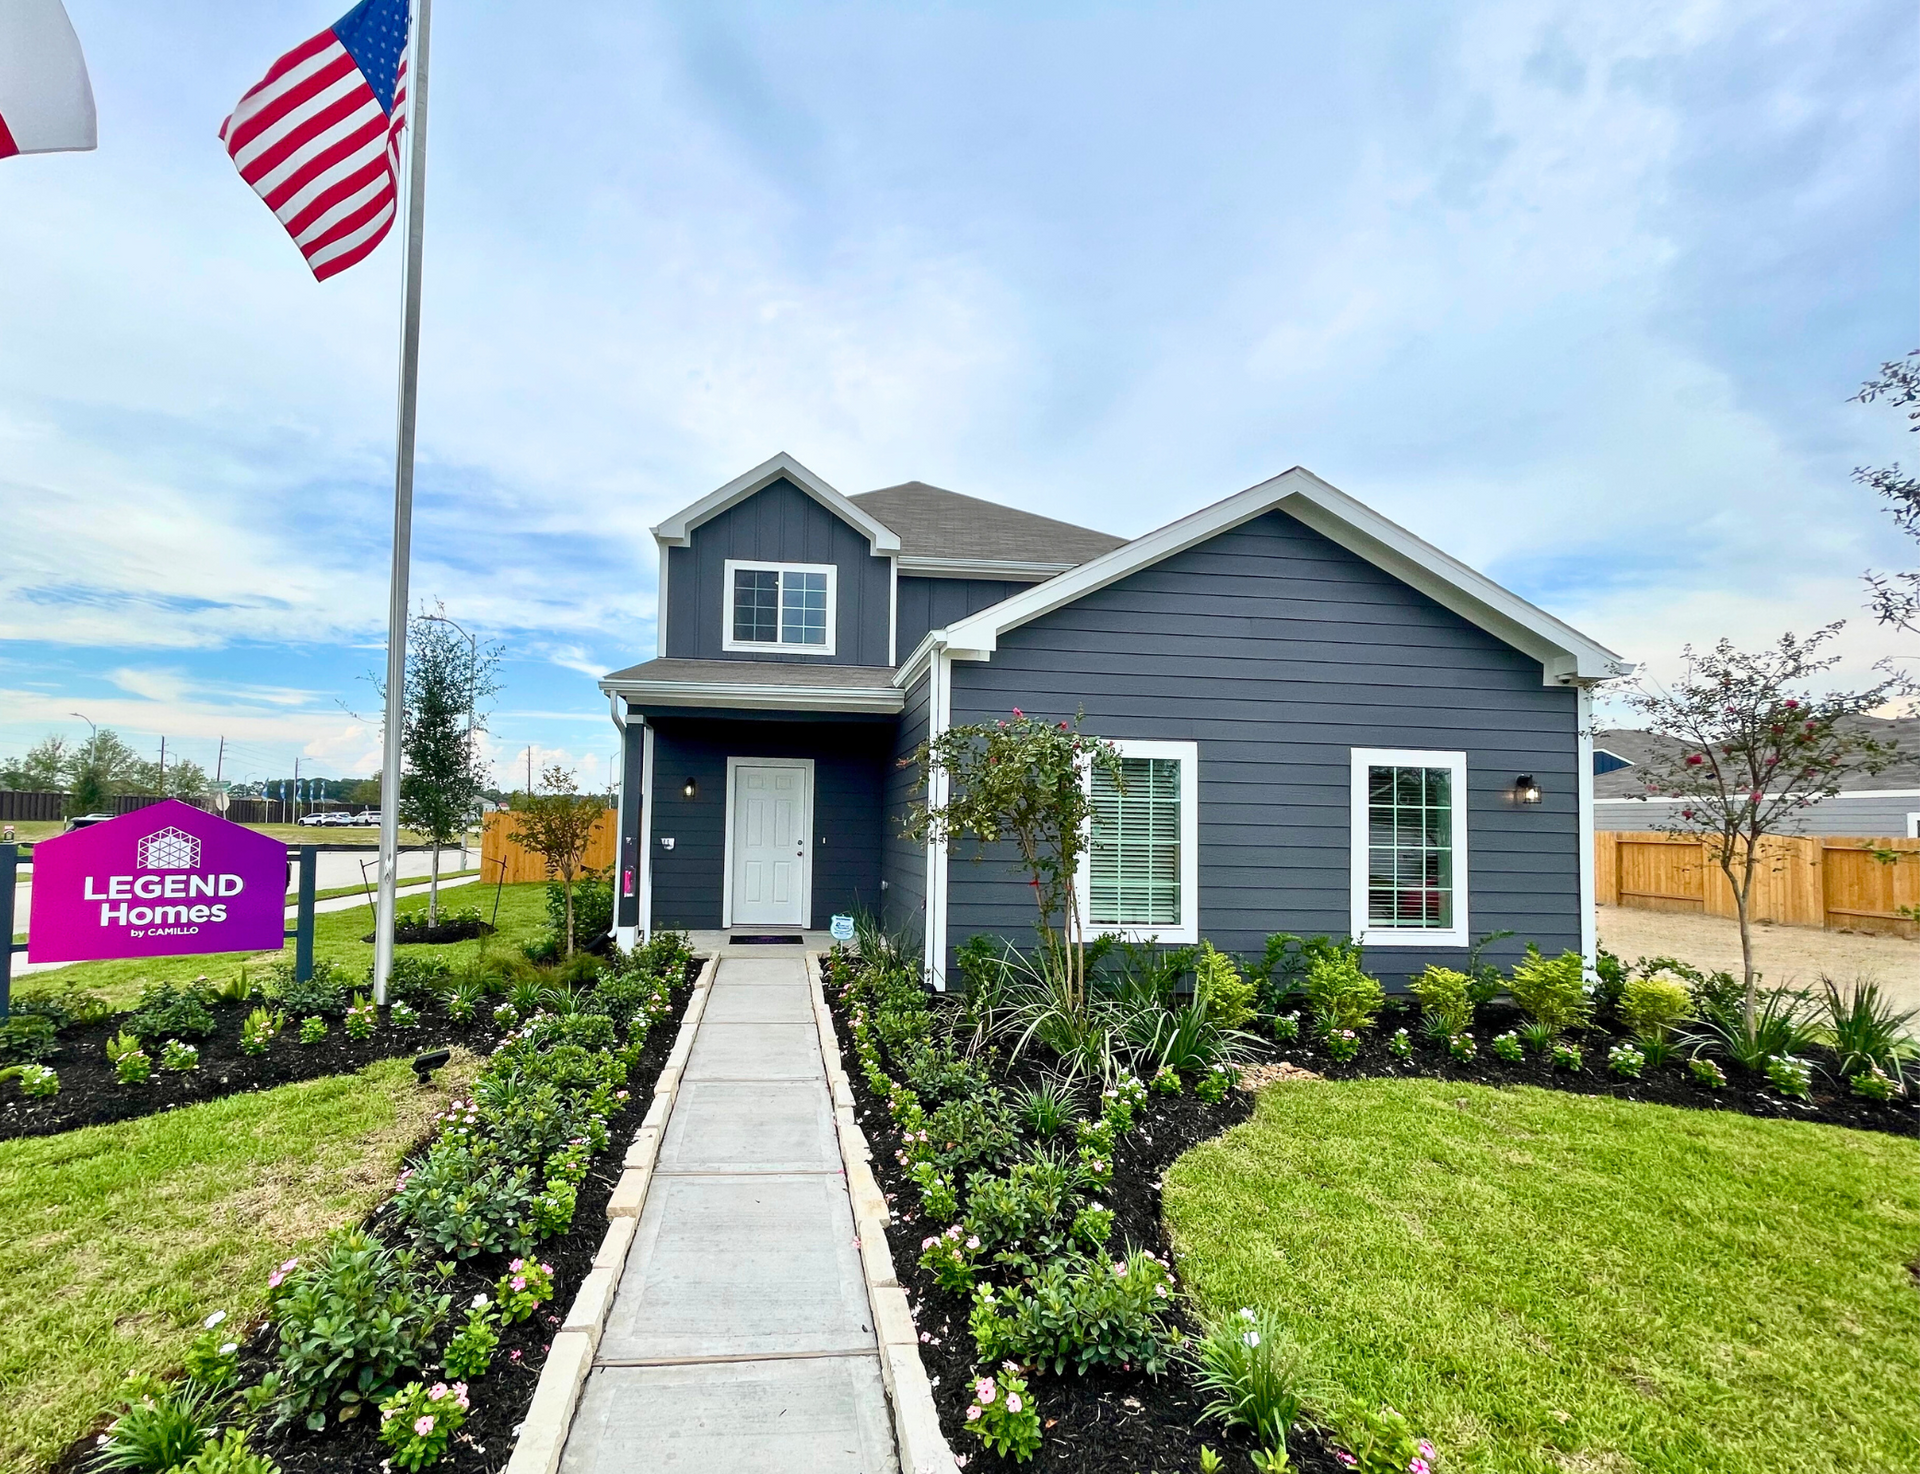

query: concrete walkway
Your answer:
[559,954,899,1474]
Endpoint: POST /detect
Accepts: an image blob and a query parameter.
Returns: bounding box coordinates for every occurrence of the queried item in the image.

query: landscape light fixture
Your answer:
[682,777,698,800]
[1513,774,1542,805]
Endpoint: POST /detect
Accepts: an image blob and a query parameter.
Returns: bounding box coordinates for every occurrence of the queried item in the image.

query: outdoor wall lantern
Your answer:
[1513,774,1542,805]
[682,777,698,799]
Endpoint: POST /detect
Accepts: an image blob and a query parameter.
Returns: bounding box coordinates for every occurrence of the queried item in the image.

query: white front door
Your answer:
[727,760,811,927]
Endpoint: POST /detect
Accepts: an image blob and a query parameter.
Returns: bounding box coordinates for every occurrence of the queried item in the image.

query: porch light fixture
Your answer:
[682,777,697,799]
[1513,774,1542,805]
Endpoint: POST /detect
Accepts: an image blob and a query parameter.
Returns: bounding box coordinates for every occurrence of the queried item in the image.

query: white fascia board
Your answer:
[649,452,902,555]
[893,631,944,688]
[897,555,1075,579]
[941,466,1632,688]
[598,677,904,714]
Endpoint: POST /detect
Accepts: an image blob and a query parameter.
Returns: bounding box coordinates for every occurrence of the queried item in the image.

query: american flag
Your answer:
[219,0,412,281]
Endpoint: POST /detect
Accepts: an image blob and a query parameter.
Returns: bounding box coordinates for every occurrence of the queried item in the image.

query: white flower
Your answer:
[203,1310,227,1329]
[1243,1330,1260,1347]
[1238,1307,1255,1320]
[219,1342,237,1356]
[472,1293,491,1309]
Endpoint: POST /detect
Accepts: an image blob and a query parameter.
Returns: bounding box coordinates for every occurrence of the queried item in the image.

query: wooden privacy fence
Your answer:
[1595,830,1920,935]
[481,808,617,885]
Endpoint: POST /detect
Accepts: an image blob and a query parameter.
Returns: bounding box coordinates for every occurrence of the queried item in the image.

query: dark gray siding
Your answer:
[895,577,1032,661]
[665,478,893,666]
[879,673,931,944]
[945,509,1582,988]
[647,718,888,931]
[1598,792,1920,838]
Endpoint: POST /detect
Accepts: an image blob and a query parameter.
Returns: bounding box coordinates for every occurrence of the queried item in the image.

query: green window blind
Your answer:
[1088,756,1182,926]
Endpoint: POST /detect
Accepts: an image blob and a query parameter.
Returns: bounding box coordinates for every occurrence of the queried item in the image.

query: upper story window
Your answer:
[1077,738,1199,944]
[722,560,837,654]
[1350,747,1469,947]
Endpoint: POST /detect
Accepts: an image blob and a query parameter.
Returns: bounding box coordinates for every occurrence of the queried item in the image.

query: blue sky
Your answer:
[1,0,1914,788]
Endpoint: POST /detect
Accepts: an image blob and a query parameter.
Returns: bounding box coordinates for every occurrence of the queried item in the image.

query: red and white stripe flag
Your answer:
[219,0,411,281]
[0,0,97,159]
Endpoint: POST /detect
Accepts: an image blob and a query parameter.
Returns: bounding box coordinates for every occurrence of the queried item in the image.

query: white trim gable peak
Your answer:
[651,452,901,556]
[938,467,1631,687]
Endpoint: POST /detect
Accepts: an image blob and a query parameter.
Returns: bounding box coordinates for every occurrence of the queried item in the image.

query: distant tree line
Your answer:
[0,730,210,813]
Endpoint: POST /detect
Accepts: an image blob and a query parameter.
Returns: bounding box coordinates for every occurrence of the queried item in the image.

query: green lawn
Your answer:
[0,1051,482,1474]
[1165,1078,1920,1474]
[15,879,549,1011]
[308,867,482,904]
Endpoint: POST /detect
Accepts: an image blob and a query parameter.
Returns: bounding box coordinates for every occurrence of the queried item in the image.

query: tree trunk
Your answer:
[1723,837,1759,1029]
[428,843,441,926]
[564,876,576,957]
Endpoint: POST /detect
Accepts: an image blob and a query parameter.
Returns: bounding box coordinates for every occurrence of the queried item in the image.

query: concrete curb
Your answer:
[806,951,962,1474]
[503,949,719,1474]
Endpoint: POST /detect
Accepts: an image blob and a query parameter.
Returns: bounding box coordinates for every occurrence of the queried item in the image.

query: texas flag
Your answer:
[0,0,98,158]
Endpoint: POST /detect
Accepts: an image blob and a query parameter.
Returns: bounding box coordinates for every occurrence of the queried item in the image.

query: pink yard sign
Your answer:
[27,801,288,964]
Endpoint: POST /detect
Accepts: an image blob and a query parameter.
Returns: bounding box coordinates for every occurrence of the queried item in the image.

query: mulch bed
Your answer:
[1309,999,1920,1139]
[363,918,495,944]
[0,1001,503,1143]
[824,980,1918,1474]
[49,966,698,1474]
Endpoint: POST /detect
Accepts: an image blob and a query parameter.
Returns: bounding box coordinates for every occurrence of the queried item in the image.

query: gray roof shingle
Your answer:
[850,482,1126,566]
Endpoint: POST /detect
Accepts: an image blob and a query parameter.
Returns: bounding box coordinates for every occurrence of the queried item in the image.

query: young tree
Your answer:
[126,756,212,800]
[63,728,143,816]
[392,611,502,923]
[905,710,1122,1010]
[1624,625,1910,1025]
[508,764,608,956]
[1853,350,1920,635]
[0,734,69,791]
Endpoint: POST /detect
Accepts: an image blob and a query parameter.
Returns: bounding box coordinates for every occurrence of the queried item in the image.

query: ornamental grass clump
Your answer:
[1190,1306,1322,1468]
[89,1379,221,1472]
[1821,975,1917,1089]
[964,1366,1042,1463]
[1408,965,1474,1038]
[1508,946,1591,1037]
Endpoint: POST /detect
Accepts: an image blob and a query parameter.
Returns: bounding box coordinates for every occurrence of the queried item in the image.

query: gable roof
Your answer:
[850,482,1127,577]
[930,466,1631,688]
[650,452,900,555]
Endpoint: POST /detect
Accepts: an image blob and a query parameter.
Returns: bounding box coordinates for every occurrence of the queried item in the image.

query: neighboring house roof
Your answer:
[651,452,901,556]
[850,482,1127,577]
[924,466,1630,687]
[1594,720,1920,800]
[600,657,904,714]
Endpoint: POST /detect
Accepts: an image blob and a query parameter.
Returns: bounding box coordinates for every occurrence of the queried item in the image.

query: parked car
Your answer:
[63,813,114,831]
[351,810,383,826]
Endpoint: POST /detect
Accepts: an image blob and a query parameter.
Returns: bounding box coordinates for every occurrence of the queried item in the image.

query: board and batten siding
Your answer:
[663,477,894,666]
[645,718,889,930]
[879,672,932,942]
[895,576,1032,661]
[943,508,1583,987]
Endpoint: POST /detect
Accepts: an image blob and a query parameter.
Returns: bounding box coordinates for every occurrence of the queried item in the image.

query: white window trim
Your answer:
[1908,812,1920,840]
[1350,747,1469,948]
[721,559,838,655]
[1075,738,1200,945]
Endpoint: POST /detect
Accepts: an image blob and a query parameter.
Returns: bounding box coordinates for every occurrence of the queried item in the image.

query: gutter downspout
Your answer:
[1575,680,1598,974]
[608,691,645,953]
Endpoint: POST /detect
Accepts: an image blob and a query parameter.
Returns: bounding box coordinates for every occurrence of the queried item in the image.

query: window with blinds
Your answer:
[1365,762,1454,929]
[725,562,834,651]
[1088,755,1184,926]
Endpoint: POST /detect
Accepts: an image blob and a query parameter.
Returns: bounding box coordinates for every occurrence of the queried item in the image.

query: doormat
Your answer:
[730,934,805,945]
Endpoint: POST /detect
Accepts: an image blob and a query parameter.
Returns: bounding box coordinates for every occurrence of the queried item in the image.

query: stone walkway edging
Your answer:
[806,951,962,1474]
[504,950,720,1474]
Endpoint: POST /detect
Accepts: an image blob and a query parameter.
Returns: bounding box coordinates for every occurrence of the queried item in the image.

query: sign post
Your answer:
[0,842,20,1020]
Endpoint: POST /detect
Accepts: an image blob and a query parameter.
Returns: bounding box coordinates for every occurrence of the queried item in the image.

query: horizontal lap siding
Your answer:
[896,576,1032,659]
[648,718,888,930]
[946,508,1581,987]
[665,477,893,666]
[880,674,931,945]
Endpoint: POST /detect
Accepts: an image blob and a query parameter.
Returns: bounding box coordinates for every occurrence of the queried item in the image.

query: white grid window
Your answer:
[722,561,837,654]
[1077,738,1198,943]
[1350,748,1468,947]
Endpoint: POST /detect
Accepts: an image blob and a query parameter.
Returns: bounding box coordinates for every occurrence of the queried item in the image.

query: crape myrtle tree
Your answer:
[1624,625,1909,1025]
[508,764,607,956]
[1853,349,1920,637]
[395,610,502,924]
[905,709,1123,1012]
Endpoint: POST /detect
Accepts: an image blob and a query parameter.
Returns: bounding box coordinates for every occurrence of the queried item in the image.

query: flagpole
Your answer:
[373,0,432,1006]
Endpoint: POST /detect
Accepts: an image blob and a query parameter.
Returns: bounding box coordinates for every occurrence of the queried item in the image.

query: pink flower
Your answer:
[414,1415,436,1437]
[430,1383,448,1398]
[965,1406,981,1422]
[975,1377,996,1403]
[509,1258,525,1272]
[1005,1393,1023,1413]
[1011,708,1023,718]
[512,1276,527,1291]
[1419,1442,1435,1459]
[1409,1461,1430,1474]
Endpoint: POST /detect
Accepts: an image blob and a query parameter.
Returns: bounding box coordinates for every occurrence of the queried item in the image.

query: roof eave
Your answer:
[650,452,903,556]
[598,676,905,715]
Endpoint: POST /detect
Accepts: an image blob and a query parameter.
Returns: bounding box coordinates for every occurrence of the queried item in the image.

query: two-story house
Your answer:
[599,453,1630,987]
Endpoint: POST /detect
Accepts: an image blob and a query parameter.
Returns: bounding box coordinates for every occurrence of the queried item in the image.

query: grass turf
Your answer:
[1164,1077,1920,1474]
[14,879,552,1010]
[0,1050,483,1474]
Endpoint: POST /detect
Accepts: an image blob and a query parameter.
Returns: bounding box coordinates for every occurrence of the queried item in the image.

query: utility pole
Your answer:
[526,745,533,797]
[292,756,301,823]
[158,737,166,793]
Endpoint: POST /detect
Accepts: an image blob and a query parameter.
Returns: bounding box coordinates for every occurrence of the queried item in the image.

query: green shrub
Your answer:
[441,1297,500,1379]
[0,1013,59,1062]
[266,1228,449,1430]
[299,1015,328,1045]
[1619,973,1693,1043]
[1331,1402,1438,1474]
[963,1148,1080,1261]
[1508,946,1591,1035]
[90,1380,220,1471]
[387,1141,536,1259]
[2,1062,59,1097]
[240,1007,282,1055]
[1301,953,1384,1038]
[968,1248,1177,1375]
[1408,965,1474,1037]
[1190,1306,1320,1462]
[269,959,350,1018]
[548,868,614,948]
[1250,933,1363,1014]
[126,981,216,1041]
[173,1428,278,1474]
[1195,942,1257,1030]
[377,1379,468,1472]
[963,1366,1042,1463]
[380,954,452,1009]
